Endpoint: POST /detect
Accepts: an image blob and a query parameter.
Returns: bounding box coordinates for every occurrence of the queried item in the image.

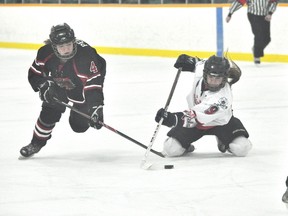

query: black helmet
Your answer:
[203,55,230,91]
[50,23,75,45]
[49,23,77,60]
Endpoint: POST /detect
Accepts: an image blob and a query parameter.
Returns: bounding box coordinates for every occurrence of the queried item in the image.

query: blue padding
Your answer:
[216,7,224,57]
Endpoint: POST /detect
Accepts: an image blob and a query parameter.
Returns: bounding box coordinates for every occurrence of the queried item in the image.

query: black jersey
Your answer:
[28,40,106,106]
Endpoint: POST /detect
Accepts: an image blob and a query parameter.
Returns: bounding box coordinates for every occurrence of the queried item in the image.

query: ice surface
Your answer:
[0,48,288,216]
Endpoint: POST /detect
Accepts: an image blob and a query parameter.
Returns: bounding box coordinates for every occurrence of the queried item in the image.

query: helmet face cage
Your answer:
[49,23,77,60]
[203,55,230,92]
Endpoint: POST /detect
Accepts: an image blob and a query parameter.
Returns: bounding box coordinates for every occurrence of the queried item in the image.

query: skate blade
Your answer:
[18,154,34,160]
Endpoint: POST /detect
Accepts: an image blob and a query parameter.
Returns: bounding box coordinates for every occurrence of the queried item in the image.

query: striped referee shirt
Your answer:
[228,0,278,16]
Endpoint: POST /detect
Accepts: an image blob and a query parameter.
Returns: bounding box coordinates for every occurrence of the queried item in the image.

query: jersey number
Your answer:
[90,61,98,74]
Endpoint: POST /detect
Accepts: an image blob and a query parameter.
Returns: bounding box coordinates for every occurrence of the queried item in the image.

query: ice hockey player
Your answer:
[282,176,288,205]
[20,23,106,158]
[155,54,252,157]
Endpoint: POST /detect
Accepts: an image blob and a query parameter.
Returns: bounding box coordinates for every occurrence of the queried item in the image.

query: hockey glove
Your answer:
[155,108,177,128]
[228,60,241,85]
[174,54,198,72]
[182,110,197,128]
[39,80,58,103]
[89,105,103,130]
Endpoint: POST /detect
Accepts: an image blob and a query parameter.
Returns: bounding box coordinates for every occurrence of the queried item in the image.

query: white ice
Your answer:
[0,48,288,216]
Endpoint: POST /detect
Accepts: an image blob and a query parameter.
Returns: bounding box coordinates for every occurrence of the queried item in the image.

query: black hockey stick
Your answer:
[53,98,165,158]
[141,67,183,169]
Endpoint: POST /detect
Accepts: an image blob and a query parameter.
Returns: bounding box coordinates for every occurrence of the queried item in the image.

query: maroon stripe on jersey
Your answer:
[42,53,54,64]
[196,124,215,130]
[72,59,87,84]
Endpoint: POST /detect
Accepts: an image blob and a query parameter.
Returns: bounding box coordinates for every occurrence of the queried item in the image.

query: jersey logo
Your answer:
[204,97,228,114]
[54,77,76,90]
[205,105,219,114]
[90,61,98,74]
[218,97,228,109]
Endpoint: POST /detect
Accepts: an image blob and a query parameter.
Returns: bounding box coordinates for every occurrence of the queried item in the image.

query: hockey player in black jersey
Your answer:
[20,23,106,158]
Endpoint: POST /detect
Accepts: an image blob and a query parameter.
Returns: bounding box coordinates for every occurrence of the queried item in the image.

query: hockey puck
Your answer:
[164,165,174,169]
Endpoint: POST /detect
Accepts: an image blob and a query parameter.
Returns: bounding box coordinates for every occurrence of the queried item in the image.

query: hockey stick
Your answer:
[53,98,165,158]
[140,67,182,169]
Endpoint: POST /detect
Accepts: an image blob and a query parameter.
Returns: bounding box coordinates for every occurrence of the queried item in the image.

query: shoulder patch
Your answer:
[218,97,228,109]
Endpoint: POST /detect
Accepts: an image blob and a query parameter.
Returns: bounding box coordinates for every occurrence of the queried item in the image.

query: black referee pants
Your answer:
[248,13,271,58]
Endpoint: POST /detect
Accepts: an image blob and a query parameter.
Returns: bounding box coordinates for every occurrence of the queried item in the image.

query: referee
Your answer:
[226,0,278,64]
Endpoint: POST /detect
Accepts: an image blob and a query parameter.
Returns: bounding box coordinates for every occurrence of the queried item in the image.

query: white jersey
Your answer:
[186,60,233,129]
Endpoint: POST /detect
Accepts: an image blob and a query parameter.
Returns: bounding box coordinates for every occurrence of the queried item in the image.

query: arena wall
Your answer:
[0,4,287,62]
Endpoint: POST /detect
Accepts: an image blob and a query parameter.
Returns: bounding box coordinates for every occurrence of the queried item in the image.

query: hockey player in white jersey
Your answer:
[155,54,252,157]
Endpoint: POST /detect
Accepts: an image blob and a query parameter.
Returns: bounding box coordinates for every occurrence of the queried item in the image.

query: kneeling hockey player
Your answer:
[155,54,252,157]
[20,23,106,158]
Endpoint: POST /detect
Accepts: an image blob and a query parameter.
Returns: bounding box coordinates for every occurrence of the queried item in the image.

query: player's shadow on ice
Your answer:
[30,150,141,163]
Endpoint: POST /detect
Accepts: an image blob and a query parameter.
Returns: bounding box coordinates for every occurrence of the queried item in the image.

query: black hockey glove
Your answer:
[89,105,103,130]
[155,108,176,128]
[39,80,58,103]
[174,54,198,72]
[228,60,242,85]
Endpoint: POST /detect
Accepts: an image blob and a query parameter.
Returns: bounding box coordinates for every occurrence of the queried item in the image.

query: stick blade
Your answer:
[140,161,174,170]
[140,160,153,170]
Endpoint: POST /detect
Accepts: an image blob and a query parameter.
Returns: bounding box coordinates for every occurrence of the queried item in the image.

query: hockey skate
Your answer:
[254,57,261,64]
[182,145,195,156]
[186,145,195,153]
[252,47,261,65]
[218,142,228,153]
[216,137,229,153]
[19,142,44,158]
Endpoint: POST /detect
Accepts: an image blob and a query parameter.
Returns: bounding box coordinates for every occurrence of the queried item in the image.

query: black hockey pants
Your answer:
[31,101,91,145]
[167,116,249,150]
